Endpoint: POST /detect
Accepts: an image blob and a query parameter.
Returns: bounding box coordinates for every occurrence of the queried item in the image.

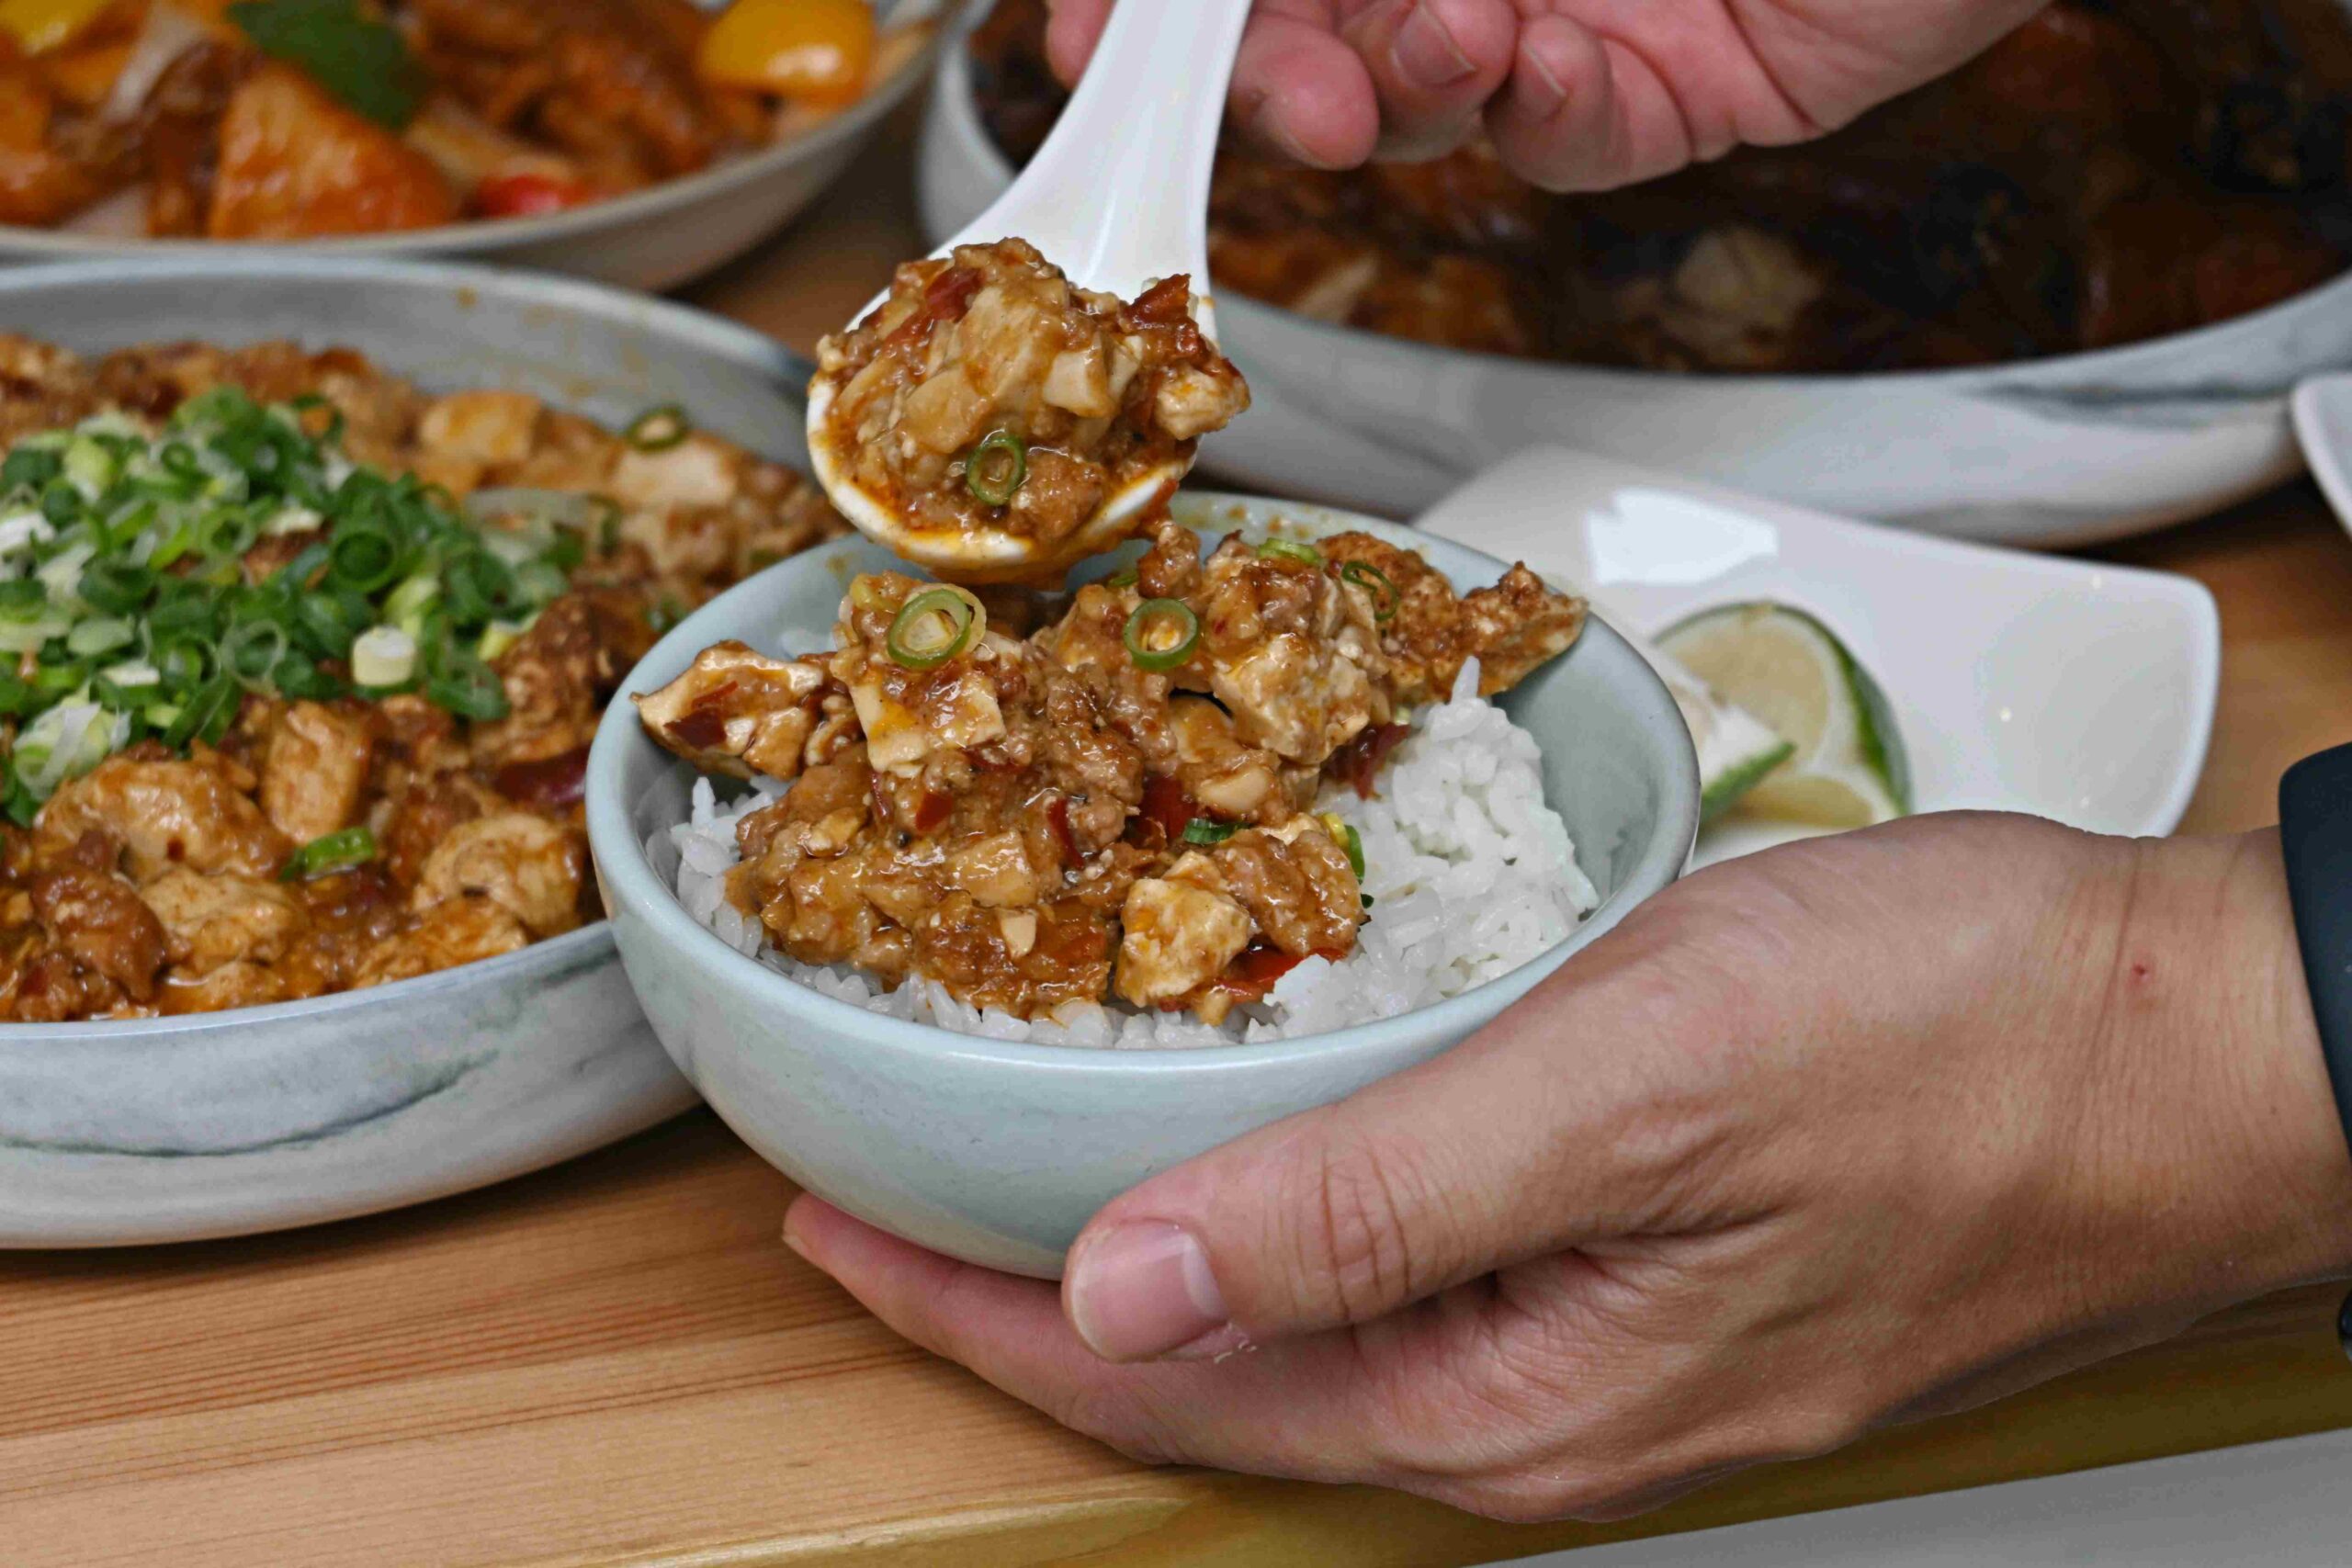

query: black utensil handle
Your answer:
[2282,742,2352,1149]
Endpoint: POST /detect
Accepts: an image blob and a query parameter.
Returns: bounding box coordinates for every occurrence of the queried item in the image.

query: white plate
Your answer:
[1417,448,2220,866]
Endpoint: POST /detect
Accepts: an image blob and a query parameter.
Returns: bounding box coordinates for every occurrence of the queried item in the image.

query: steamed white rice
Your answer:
[652,659,1598,1048]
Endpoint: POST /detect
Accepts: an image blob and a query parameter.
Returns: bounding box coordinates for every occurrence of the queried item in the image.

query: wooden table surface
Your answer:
[11,121,2352,1568]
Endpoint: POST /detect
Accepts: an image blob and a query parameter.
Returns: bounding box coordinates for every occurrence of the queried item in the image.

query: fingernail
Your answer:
[782,1217,812,1263]
[1395,3,1476,90]
[1067,1221,1228,1361]
[1517,39,1569,118]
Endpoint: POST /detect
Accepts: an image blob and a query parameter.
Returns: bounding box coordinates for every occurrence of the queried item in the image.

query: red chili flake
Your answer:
[912,790,952,835]
[1139,774,1198,842]
[494,747,591,810]
[925,265,983,321]
[1215,942,1309,1003]
[664,681,738,752]
[1329,722,1411,800]
[1044,794,1079,863]
[1129,275,1193,326]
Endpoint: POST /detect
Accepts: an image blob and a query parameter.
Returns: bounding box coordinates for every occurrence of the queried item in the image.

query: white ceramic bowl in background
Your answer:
[1418,447,2222,868]
[588,494,1702,1278]
[920,36,2348,547]
[0,0,967,294]
[0,256,826,1247]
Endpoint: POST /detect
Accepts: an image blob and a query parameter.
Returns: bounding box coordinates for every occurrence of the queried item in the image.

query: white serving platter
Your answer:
[1417,448,2221,867]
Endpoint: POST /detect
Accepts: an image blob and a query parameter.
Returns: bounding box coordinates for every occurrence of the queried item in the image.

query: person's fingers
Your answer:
[1333,0,1521,160]
[1060,912,1776,1362]
[1040,0,1114,88]
[1229,5,1385,168]
[784,1194,1495,1486]
[1482,13,1702,192]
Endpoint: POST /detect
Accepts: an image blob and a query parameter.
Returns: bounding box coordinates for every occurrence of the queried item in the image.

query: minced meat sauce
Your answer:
[815,238,1250,553]
[0,335,840,1020]
[639,516,1585,1023]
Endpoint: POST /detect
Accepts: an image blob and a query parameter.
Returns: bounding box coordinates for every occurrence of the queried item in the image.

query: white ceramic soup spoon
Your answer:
[805,0,1254,581]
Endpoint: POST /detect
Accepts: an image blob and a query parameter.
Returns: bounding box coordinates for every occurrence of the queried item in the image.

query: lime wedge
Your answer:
[1657,603,1911,829]
[1638,639,1797,823]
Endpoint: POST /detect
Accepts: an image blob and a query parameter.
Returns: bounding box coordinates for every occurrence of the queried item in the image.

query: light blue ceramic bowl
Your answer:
[587,494,1701,1278]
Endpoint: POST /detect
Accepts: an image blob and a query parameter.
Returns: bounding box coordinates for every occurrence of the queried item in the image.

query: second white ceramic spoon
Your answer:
[806,0,1254,581]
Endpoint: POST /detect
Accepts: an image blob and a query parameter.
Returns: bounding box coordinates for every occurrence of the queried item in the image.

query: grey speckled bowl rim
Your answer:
[587,502,1700,1075]
[0,252,820,1046]
[0,0,971,261]
[937,41,2352,398]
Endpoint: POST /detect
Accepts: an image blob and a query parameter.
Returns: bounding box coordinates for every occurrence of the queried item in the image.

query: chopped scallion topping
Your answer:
[1122,599,1200,672]
[886,586,985,671]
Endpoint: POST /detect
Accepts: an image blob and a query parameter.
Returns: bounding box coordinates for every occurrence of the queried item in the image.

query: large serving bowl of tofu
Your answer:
[590,494,1701,1278]
[0,0,966,291]
[0,255,840,1246]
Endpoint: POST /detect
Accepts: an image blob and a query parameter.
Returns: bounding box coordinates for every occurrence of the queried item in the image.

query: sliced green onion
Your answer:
[220,621,289,690]
[350,626,417,688]
[625,404,691,453]
[271,656,345,703]
[1106,567,1139,589]
[62,435,119,500]
[100,659,160,689]
[39,479,80,526]
[1339,560,1398,624]
[475,618,530,663]
[0,579,47,620]
[512,559,569,609]
[78,558,155,615]
[964,430,1028,508]
[153,634,218,689]
[327,524,401,593]
[1123,599,1200,672]
[0,447,62,493]
[278,825,378,884]
[0,615,73,655]
[1181,818,1238,846]
[193,507,260,564]
[65,617,135,659]
[440,549,514,624]
[164,675,242,750]
[885,587,985,671]
[1321,814,1366,880]
[1256,538,1323,567]
[425,655,510,722]
[384,570,442,636]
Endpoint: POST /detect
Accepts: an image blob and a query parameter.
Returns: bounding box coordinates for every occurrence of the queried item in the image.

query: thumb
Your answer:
[1061,942,1724,1363]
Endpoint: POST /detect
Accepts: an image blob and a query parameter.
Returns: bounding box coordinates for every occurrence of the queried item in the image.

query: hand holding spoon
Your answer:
[805,0,1255,582]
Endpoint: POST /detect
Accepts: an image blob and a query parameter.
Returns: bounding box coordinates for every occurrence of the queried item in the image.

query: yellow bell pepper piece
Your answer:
[0,0,119,54]
[698,0,875,107]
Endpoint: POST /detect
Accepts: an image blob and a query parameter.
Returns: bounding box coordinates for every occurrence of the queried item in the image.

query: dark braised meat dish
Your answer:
[974,0,2352,372]
[638,518,1584,1023]
[0,336,839,1020]
[815,238,1250,554]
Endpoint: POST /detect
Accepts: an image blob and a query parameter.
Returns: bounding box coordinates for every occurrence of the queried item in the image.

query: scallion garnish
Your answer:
[885,586,985,671]
[278,825,379,884]
[1122,599,1200,672]
[1181,818,1238,846]
[625,404,692,453]
[1321,813,1366,880]
[0,384,598,807]
[964,430,1028,508]
[1339,560,1398,623]
[1256,538,1323,567]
